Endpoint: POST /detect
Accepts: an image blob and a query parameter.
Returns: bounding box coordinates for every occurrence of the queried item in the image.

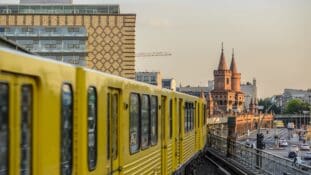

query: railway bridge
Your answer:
[190,114,311,175]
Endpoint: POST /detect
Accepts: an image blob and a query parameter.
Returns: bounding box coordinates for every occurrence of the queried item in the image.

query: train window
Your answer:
[184,103,188,133]
[150,96,158,146]
[0,83,9,174]
[197,104,200,128]
[87,87,97,171]
[61,84,73,175]
[187,103,191,131]
[191,103,194,130]
[188,103,191,131]
[141,95,150,149]
[20,85,33,175]
[169,99,173,139]
[107,93,110,159]
[130,93,140,154]
[111,94,118,160]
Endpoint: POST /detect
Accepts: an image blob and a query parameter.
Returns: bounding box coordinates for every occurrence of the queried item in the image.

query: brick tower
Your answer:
[211,44,245,113]
[230,49,245,112]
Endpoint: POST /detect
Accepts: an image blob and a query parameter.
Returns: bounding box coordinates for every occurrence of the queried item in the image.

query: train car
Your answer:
[0,47,207,175]
[0,48,76,175]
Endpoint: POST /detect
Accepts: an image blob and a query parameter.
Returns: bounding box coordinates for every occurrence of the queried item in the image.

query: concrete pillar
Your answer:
[227,116,237,157]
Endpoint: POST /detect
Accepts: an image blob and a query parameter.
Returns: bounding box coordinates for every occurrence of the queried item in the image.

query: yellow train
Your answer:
[0,47,207,175]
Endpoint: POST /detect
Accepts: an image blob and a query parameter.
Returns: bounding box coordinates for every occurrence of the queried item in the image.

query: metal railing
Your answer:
[207,134,311,175]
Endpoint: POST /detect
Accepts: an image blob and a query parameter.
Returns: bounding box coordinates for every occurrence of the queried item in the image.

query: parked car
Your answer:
[290,145,299,152]
[300,144,310,151]
[288,151,297,158]
[279,139,288,147]
[303,152,311,160]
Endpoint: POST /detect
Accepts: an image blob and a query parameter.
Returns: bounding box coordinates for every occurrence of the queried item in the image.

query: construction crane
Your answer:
[135,51,172,57]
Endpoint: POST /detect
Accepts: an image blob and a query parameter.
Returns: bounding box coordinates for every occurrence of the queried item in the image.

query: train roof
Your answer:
[0,47,202,100]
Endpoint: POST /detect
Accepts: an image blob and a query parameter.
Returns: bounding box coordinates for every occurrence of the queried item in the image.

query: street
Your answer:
[238,128,311,167]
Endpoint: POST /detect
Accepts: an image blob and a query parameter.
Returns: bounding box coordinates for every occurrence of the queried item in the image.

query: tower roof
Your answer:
[230,48,238,73]
[218,43,228,70]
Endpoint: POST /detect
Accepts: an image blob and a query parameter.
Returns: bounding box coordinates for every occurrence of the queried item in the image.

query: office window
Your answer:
[143,76,149,82]
[129,93,140,153]
[150,76,156,81]
[68,27,79,33]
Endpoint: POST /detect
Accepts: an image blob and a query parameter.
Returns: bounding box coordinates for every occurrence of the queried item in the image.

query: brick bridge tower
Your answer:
[211,43,245,113]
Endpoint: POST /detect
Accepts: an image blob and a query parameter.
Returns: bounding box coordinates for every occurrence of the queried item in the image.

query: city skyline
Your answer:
[1,0,310,97]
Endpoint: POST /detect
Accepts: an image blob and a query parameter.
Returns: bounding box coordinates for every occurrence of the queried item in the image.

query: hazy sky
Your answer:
[1,0,311,97]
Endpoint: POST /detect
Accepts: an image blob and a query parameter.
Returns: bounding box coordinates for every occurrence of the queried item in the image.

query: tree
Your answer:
[258,98,281,114]
[284,99,310,114]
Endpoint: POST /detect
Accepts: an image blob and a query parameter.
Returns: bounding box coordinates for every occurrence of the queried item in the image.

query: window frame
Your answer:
[20,84,33,175]
[0,82,9,175]
[129,93,141,154]
[169,99,173,139]
[184,102,188,133]
[60,83,73,175]
[140,94,150,149]
[150,95,158,146]
[87,86,97,171]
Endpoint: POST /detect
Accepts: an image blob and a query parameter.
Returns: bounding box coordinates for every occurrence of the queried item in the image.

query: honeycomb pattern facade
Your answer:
[0,14,136,79]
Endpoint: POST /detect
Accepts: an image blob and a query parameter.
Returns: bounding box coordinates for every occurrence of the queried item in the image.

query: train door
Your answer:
[176,98,182,166]
[107,88,120,175]
[195,102,199,150]
[161,95,167,174]
[0,73,37,175]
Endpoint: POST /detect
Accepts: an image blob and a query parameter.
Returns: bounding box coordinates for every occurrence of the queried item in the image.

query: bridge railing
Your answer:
[207,134,311,175]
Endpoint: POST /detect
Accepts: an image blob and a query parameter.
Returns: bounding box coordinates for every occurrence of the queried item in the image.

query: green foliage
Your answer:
[284,99,310,114]
[258,98,281,114]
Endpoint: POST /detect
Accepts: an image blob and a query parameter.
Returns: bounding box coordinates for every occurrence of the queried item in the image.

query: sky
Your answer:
[1,0,311,98]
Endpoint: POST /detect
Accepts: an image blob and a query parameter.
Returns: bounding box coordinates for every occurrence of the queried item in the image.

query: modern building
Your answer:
[210,45,245,113]
[20,0,72,4]
[0,3,136,79]
[282,89,311,108]
[0,35,33,54]
[162,78,176,91]
[177,86,212,97]
[241,78,257,109]
[135,71,162,88]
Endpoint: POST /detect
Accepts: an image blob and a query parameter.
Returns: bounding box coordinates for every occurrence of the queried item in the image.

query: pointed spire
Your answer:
[218,42,228,70]
[230,48,238,73]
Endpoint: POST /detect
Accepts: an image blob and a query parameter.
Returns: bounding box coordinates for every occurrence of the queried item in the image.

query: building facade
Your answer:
[20,0,72,3]
[210,45,245,113]
[177,86,212,97]
[135,72,162,88]
[0,4,136,79]
[282,89,311,109]
[162,78,176,91]
[241,78,257,109]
